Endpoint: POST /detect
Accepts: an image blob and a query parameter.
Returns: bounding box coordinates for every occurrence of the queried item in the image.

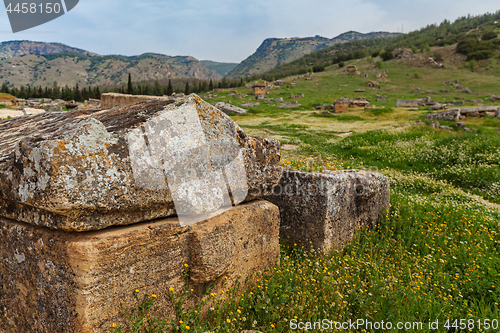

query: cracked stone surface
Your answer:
[266,169,390,252]
[0,94,281,231]
[0,200,280,333]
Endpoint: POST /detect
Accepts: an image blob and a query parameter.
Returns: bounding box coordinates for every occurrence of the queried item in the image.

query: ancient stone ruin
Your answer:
[0,94,282,332]
[426,106,500,121]
[100,92,173,110]
[213,101,247,115]
[0,94,391,332]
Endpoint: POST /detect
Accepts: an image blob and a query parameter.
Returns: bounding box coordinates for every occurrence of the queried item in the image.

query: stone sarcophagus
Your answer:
[0,94,282,333]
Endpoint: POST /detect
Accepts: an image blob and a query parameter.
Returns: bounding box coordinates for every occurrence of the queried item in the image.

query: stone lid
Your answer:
[0,94,281,231]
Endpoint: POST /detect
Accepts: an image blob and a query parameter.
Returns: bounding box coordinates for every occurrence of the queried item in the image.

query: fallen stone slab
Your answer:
[0,200,280,333]
[266,169,390,252]
[213,102,247,115]
[100,92,173,109]
[425,109,460,121]
[241,102,260,107]
[460,106,499,116]
[428,103,446,110]
[23,107,46,115]
[0,94,282,231]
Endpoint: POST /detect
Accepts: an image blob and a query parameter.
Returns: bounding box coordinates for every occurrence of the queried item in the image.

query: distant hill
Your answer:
[0,42,223,87]
[258,11,500,81]
[200,60,238,77]
[227,31,400,77]
[0,40,96,60]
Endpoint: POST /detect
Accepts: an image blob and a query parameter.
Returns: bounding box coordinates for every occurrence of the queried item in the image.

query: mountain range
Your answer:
[0,31,399,87]
[227,31,401,77]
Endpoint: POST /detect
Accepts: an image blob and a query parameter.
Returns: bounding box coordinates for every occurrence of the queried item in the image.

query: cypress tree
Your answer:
[74,84,82,102]
[166,79,173,96]
[184,81,190,95]
[153,79,161,96]
[208,79,213,91]
[1,82,9,94]
[127,73,134,94]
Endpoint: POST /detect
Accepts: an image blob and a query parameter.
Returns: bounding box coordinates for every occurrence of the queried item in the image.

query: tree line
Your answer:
[0,75,247,101]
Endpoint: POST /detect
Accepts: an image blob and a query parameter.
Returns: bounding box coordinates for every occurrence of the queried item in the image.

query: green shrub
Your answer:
[338,61,345,68]
[482,30,498,41]
[380,51,394,62]
[312,64,325,72]
[420,44,431,52]
[467,50,495,61]
[465,59,477,71]
[368,106,394,116]
[456,37,478,55]
[432,51,443,62]
[374,60,383,69]
[371,50,380,57]
[411,46,418,53]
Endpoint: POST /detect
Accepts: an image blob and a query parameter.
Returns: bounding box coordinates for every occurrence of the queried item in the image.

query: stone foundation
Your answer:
[266,169,390,252]
[0,200,280,333]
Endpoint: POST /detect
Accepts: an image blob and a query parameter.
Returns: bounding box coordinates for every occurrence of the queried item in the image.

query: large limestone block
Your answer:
[0,94,281,231]
[266,169,390,252]
[0,200,280,333]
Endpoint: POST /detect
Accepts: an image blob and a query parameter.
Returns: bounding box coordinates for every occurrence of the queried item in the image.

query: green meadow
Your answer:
[102,55,500,333]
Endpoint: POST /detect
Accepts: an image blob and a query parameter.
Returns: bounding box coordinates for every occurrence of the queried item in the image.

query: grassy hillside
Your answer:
[227,31,400,78]
[208,50,500,114]
[113,53,500,333]
[258,11,500,80]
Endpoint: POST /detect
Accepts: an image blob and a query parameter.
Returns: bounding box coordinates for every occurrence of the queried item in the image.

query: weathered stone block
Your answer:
[0,94,281,231]
[213,102,247,115]
[0,200,280,333]
[266,169,390,252]
[100,92,173,109]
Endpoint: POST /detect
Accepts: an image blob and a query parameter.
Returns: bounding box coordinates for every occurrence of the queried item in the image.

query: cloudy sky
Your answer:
[0,0,499,63]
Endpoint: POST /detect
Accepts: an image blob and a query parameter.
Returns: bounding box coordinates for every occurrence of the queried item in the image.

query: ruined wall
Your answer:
[100,92,172,109]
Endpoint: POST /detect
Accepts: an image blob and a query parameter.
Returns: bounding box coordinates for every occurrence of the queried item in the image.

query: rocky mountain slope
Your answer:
[0,43,223,87]
[200,60,238,77]
[227,31,400,77]
[0,40,96,60]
